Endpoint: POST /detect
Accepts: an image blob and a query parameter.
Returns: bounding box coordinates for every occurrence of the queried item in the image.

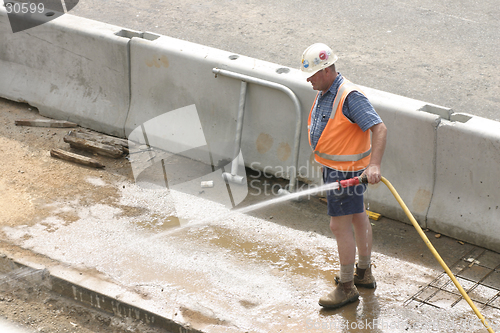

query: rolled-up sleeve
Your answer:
[343,91,382,132]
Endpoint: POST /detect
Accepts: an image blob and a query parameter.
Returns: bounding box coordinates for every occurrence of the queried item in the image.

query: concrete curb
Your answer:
[0,246,203,333]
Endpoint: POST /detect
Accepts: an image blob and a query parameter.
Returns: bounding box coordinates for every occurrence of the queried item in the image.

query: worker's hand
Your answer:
[362,164,382,184]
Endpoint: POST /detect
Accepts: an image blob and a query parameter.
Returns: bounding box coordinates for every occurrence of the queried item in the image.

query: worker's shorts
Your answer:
[322,167,367,217]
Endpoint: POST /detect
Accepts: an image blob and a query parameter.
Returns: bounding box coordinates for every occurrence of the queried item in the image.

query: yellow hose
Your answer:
[380,177,494,333]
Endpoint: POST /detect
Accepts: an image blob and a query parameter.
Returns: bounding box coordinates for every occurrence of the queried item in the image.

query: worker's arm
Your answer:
[363,122,387,184]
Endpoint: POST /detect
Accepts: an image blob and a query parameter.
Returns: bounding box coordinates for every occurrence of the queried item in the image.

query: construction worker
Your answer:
[301,43,387,309]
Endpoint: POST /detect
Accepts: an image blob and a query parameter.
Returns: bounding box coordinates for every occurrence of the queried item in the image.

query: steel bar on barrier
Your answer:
[212,68,302,192]
[231,81,247,177]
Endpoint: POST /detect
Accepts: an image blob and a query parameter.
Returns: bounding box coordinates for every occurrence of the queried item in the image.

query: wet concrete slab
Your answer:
[2,172,500,332]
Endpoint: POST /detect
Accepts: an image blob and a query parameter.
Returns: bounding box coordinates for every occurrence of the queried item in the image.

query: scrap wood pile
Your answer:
[15,118,129,168]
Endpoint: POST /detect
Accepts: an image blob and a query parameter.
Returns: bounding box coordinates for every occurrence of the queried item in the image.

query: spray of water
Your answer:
[233,181,339,215]
[149,181,340,240]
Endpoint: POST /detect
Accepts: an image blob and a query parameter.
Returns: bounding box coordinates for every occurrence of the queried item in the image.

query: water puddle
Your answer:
[195,225,339,280]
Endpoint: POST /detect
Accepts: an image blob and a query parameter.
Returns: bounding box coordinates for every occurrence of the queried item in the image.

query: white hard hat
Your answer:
[300,43,338,78]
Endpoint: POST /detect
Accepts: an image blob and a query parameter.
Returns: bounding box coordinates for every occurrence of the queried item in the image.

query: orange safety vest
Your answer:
[308,79,372,171]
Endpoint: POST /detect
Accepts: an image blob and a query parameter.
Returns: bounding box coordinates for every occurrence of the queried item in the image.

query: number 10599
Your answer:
[5,2,45,14]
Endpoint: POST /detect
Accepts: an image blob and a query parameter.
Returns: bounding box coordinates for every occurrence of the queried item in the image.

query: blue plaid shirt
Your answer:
[309,73,382,150]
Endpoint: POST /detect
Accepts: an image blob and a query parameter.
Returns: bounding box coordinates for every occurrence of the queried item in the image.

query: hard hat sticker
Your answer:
[302,60,309,68]
[319,51,329,61]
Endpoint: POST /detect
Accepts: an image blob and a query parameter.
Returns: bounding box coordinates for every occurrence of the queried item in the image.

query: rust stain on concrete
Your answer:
[276,142,291,162]
[160,55,169,68]
[413,188,432,213]
[256,133,273,154]
[146,55,169,68]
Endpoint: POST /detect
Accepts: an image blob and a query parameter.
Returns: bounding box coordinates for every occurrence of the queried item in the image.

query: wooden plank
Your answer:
[67,129,129,149]
[63,135,124,159]
[15,119,78,128]
[50,149,105,169]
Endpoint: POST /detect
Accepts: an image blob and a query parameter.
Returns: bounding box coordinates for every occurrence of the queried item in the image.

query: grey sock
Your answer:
[358,255,371,269]
[340,264,354,283]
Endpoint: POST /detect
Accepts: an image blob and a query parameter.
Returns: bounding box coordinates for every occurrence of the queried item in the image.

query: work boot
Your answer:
[319,278,359,309]
[354,264,377,289]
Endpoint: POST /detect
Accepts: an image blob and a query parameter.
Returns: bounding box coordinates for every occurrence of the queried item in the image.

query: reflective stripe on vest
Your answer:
[315,147,372,162]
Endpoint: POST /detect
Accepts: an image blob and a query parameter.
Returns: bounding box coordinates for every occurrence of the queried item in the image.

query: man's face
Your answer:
[307,69,330,91]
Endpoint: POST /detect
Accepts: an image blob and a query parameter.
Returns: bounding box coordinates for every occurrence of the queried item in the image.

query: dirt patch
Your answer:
[0,97,169,332]
[0,98,133,228]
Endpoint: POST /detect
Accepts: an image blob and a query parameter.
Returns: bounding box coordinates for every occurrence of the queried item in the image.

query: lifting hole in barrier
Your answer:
[276,67,290,74]
[45,12,55,17]
[229,55,239,60]
[114,29,161,41]
[4,2,14,7]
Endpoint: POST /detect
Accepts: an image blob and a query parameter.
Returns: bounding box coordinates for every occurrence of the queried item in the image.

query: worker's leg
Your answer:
[352,206,377,289]
[319,214,359,308]
[329,214,356,280]
[319,168,363,308]
[352,207,372,261]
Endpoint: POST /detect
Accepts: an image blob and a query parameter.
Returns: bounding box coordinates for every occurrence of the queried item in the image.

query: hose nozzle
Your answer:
[339,174,368,188]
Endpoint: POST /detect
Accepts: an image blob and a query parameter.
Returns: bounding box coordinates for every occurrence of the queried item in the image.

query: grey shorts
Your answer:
[322,167,367,217]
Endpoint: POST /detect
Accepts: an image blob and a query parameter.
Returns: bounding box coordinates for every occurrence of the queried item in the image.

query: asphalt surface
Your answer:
[69,0,500,121]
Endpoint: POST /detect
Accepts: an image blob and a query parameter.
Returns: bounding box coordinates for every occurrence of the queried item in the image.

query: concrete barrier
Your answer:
[125,34,318,193]
[427,114,500,252]
[0,8,131,137]
[360,87,443,226]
